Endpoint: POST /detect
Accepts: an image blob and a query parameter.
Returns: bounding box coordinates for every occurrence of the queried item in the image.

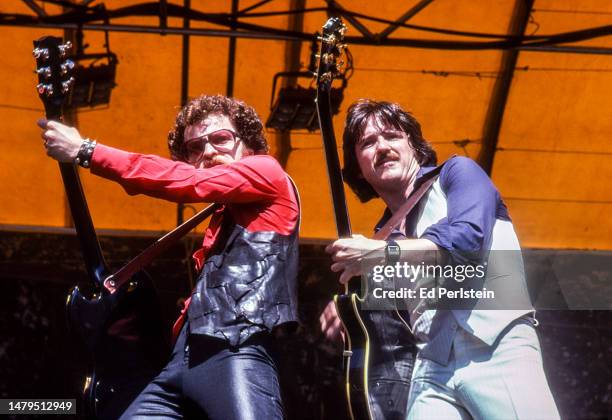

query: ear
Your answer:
[240,144,255,158]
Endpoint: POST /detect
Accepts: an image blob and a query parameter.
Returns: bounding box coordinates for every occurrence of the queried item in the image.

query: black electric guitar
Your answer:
[33,36,168,419]
[314,18,375,420]
[316,17,426,420]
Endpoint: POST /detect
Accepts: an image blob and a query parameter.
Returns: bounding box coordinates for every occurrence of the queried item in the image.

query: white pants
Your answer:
[407,318,560,420]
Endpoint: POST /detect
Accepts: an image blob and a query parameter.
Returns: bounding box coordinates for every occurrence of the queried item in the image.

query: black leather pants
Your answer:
[119,321,284,420]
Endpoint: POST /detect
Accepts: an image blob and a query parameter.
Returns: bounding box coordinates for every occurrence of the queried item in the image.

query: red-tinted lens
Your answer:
[185,140,204,162]
[208,130,235,147]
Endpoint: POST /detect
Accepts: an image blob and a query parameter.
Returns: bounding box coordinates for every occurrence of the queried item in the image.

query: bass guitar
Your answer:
[33,36,169,419]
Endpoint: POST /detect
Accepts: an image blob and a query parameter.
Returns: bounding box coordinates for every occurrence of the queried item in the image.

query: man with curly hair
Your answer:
[37,94,299,419]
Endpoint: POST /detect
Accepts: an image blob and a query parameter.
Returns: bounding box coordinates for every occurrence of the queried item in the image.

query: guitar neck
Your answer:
[317,84,352,239]
[35,35,109,287]
[58,162,109,286]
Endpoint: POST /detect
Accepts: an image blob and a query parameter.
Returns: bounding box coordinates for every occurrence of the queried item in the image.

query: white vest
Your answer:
[413,179,533,346]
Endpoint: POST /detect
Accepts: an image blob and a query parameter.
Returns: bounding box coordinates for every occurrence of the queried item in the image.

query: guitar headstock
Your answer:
[33,36,75,120]
[315,17,347,91]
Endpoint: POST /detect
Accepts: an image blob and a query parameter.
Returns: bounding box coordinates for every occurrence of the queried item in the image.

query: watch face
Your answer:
[386,242,401,264]
[388,245,400,256]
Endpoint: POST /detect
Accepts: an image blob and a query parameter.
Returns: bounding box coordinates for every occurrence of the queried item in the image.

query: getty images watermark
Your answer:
[359,249,537,312]
[354,249,611,312]
[371,260,492,300]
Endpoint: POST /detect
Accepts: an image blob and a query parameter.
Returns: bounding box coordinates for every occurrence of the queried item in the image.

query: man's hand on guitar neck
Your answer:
[325,234,387,285]
[37,118,85,163]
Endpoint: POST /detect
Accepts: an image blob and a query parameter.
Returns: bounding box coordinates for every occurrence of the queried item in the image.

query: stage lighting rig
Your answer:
[266,39,351,132]
[65,29,118,109]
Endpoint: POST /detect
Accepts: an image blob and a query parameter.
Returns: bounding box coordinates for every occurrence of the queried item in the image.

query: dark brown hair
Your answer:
[342,99,437,202]
[168,94,268,161]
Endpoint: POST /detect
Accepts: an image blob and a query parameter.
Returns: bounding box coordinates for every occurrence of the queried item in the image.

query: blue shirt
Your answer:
[375,156,510,265]
[374,156,516,365]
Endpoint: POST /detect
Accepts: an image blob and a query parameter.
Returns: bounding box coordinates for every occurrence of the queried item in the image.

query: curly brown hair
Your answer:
[168,94,268,161]
[342,99,437,202]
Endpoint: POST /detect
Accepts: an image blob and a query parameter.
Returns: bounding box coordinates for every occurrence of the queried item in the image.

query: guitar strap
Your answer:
[373,162,446,241]
[370,160,449,334]
[105,203,221,290]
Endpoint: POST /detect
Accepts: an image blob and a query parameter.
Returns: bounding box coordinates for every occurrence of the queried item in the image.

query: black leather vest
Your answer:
[187,218,299,347]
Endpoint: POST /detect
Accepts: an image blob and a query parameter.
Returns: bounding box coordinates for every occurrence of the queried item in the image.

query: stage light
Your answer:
[266,75,344,132]
[66,52,117,109]
[65,28,118,109]
[266,40,349,132]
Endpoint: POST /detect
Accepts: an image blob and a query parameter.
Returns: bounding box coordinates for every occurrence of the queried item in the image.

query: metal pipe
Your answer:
[379,0,434,39]
[2,20,611,54]
[477,0,534,174]
[177,0,191,227]
[226,0,239,97]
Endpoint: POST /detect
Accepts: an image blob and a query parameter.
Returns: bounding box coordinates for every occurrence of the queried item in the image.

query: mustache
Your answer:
[202,156,227,168]
[374,151,400,167]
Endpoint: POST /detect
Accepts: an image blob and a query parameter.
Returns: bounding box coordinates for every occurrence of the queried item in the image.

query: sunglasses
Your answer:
[184,129,240,164]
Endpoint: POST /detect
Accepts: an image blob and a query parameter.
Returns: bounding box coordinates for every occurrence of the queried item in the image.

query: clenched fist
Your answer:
[37,118,84,163]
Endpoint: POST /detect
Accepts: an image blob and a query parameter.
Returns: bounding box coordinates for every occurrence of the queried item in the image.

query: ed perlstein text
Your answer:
[370,262,495,300]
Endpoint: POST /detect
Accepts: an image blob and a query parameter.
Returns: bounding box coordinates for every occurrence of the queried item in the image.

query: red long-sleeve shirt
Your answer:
[91,144,300,270]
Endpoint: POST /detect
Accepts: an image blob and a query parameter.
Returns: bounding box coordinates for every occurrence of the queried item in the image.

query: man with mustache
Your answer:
[37,95,300,419]
[322,99,559,419]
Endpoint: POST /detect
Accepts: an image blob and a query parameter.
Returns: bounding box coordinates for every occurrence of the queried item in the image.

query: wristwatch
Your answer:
[385,240,401,265]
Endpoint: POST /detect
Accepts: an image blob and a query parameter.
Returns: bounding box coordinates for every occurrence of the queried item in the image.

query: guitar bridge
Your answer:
[343,350,353,357]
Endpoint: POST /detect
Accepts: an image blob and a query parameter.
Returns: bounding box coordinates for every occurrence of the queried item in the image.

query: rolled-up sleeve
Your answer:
[420,157,499,264]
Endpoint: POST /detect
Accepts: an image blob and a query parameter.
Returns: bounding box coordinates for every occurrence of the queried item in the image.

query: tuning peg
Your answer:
[320,72,333,84]
[35,66,52,79]
[58,41,72,58]
[36,83,54,97]
[339,24,348,36]
[337,43,348,53]
[60,60,75,75]
[322,53,335,65]
[32,47,50,60]
[61,77,75,93]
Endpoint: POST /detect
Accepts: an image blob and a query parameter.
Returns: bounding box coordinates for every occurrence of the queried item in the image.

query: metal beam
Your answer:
[22,0,47,17]
[477,0,534,175]
[328,0,375,40]
[226,0,239,97]
[159,0,168,33]
[176,0,191,227]
[275,0,306,169]
[1,18,611,55]
[238,0,272,15]
[379,0,434,39]
[180,0,191,107]
[519,45,612,55]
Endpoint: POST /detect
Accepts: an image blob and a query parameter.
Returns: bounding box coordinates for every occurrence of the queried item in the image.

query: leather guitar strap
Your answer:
[373,163,445,241]
[104,203,221,291]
